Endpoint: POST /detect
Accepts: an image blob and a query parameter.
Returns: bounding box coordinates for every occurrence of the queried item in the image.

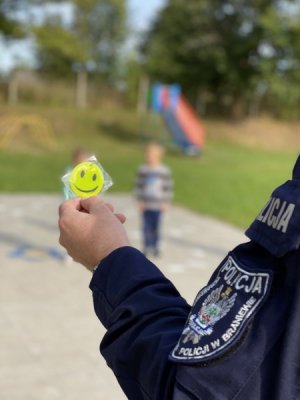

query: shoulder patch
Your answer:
[170,255,272,364]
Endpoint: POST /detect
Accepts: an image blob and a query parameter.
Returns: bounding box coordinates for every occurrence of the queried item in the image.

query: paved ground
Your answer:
[0,194,245,400]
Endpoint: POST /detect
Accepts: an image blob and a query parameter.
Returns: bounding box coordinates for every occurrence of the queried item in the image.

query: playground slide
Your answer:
[161,109,193,152]
[162,96,204,154]
[175,97,205,149]
[152,84,205,154]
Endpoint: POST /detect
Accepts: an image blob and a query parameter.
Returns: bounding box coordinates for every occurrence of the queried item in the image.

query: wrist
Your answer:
[87,243,130,272]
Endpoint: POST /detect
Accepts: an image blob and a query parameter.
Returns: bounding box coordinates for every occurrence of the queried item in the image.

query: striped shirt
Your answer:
[135,164,173,210]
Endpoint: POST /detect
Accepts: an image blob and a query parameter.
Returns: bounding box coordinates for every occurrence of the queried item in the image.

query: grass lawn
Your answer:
[0,104,298,228]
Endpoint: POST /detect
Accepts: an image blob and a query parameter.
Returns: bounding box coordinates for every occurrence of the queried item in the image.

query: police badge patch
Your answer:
[170,254,272,364]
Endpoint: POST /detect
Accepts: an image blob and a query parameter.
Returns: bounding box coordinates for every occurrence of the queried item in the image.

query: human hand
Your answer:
[138,201,145,212]
[59,197,129,271]
[161,203,170,212]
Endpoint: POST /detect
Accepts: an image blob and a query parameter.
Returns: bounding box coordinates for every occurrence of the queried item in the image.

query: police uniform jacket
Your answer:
[89,157,300,400]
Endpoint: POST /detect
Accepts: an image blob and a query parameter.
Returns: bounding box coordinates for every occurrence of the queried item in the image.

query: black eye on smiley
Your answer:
[73,168,99,194]
[80,170,97,181]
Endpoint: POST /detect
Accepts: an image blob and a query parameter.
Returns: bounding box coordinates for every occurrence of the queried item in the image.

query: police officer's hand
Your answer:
[59,197,129,270]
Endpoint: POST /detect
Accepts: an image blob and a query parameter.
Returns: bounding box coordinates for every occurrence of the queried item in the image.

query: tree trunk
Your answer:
[231,94,244,120]
[8,71,19,105]
[137,76,149,114]
[76,70,88,109]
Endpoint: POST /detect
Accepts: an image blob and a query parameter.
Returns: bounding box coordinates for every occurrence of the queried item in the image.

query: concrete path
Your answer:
[0,194,245,400]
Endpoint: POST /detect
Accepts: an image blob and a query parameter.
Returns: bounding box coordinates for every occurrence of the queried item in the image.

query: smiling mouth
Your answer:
[74,185,99,193]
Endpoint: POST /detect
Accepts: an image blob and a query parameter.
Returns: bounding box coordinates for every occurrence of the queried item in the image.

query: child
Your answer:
[135,142,173,257]
[70,147,90,170]
[63,147,90,200]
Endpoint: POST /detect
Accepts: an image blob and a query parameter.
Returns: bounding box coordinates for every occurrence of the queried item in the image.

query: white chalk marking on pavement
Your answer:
[188,260,208,270]
[166,263,186,274]
[191,249,206,259]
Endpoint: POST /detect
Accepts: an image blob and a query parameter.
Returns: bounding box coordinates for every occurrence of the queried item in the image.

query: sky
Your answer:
[0,0,166,73]
[129,0,165,31]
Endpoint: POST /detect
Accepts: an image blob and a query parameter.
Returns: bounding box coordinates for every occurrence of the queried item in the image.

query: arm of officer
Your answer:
[58,197,190,400]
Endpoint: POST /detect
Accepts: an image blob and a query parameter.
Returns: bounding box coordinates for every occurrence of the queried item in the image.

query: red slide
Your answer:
[175,96,205,148]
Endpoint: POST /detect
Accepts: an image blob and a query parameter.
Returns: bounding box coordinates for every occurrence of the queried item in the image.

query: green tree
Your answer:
[258,3,300,118]
[33,0,127,78]
[33,16,87,76]
[73,0,126,73]
[0,0,26,38]
[144,0,300,118]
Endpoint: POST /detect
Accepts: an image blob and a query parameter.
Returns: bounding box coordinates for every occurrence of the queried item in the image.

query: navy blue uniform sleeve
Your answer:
[89,247,191,400]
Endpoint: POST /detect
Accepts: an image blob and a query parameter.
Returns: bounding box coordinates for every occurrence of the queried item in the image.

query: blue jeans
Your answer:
[142,210,161,251]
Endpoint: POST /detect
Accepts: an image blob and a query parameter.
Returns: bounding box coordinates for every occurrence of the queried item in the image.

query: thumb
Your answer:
[80,196,104,214]
[59,198,81,218]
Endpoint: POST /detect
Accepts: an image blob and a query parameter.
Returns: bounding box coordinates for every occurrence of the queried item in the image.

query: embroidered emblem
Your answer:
[170,255,272,363]
[182,286,237,345]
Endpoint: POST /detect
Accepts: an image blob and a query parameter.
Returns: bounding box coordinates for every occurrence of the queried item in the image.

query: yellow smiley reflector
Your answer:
[69,161,104,198]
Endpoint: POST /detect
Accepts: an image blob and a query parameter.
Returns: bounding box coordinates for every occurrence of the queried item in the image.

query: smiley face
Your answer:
[69,161,104,198]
